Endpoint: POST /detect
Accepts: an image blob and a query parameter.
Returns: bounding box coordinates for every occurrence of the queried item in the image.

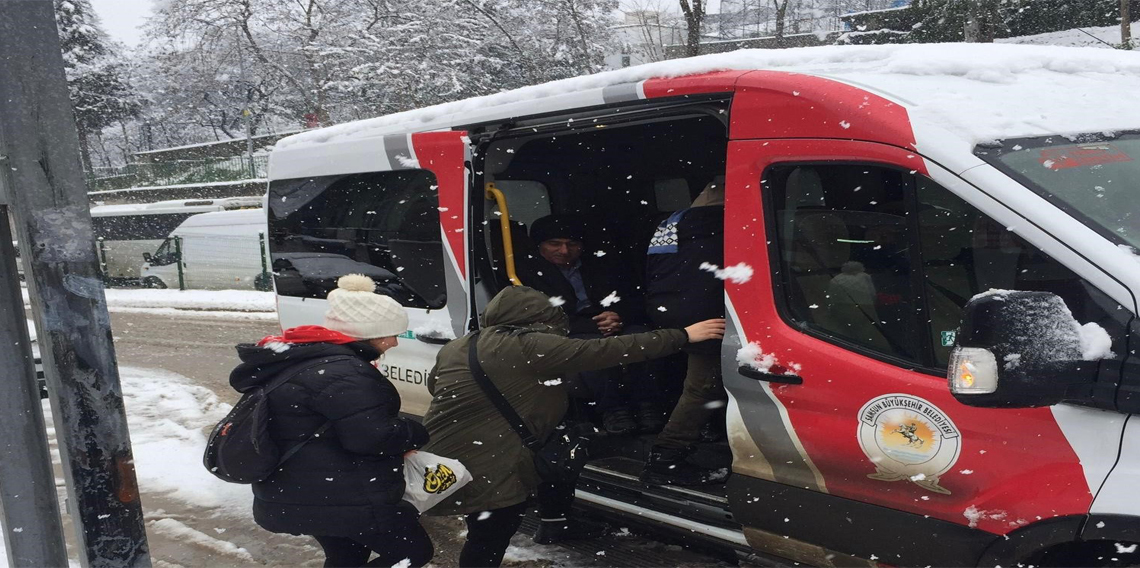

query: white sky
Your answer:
[89,0,153,48]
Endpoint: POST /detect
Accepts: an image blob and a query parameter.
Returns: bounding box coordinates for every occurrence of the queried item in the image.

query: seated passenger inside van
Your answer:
[518,214,665,436]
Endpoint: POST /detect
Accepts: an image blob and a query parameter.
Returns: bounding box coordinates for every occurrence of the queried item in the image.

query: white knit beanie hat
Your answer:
[323,274,409,340]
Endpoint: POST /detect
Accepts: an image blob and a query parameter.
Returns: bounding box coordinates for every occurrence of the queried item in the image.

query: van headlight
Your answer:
[948,347,999,395]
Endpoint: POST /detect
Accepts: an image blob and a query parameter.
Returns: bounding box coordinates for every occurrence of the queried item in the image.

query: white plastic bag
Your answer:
[402,450,472,513]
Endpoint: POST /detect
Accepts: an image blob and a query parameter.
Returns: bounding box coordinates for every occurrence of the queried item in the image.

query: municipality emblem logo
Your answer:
[857,394,961,495]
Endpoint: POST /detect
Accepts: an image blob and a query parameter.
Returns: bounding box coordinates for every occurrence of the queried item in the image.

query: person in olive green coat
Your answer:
[421,286,724,568]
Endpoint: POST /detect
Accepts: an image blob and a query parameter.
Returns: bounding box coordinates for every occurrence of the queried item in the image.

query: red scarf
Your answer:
[257,325,359,346]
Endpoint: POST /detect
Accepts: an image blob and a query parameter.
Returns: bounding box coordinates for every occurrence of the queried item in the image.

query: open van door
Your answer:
[268,131,471,416]
[719,138,1127,566]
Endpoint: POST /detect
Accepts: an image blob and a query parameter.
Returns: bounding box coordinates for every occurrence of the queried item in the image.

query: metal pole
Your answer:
[258,231,269,290]
[175,236,185,291]
[0,2,151,566]
[0,207,68,568]
[97,238,107,281]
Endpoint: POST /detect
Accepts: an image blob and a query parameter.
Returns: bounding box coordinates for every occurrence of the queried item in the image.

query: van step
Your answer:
[517,513,741,567]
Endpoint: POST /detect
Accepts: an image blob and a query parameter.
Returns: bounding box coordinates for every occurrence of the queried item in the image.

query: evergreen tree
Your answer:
[55,0,141,173]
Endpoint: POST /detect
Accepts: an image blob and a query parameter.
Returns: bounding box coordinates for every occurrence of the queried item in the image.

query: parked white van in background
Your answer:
[92,197,261,283]
[140,209,271,290]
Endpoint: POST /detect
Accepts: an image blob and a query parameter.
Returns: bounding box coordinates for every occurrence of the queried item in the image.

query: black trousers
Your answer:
[458,479,576,567]
[312,515,433,568]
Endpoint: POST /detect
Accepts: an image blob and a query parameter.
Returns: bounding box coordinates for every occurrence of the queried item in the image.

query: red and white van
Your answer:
[265,43,1140,566]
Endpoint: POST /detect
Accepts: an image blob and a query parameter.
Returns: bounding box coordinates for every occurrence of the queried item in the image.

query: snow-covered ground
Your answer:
[0,366,248,568]
[0,365,610,567]
[999,22,1139,49]
[21,287,276,319]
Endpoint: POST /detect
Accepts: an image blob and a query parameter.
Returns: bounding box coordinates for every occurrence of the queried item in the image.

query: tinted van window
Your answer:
[268,170,446,309]
[916,178,1129,366]
[768,164,920,363]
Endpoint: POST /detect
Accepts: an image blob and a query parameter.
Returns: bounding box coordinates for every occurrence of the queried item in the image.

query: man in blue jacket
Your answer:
[640,178,730,486]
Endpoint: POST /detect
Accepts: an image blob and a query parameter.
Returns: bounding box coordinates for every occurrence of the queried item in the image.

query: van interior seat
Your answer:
[783,210,849,328]
[786,210,894,352]
[486,219,537,289]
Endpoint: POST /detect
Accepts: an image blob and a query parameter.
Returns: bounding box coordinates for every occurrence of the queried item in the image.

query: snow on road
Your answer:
[118,367,250,516]
[1,367,247,568]
[22,287,276,314]
[1,366,589,568]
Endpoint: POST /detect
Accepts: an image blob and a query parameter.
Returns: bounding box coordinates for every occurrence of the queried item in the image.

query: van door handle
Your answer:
[414,333,451,345]
[737,366,803,385]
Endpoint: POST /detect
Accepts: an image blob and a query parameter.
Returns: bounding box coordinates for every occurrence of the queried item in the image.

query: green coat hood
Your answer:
[482,286,569,336]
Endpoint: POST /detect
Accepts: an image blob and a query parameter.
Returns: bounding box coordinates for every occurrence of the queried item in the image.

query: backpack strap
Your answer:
[466,331,543,451]
[266,354,358,466]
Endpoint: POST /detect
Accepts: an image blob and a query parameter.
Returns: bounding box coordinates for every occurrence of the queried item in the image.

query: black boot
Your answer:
[640,446,729,486]
[533,516,610,545]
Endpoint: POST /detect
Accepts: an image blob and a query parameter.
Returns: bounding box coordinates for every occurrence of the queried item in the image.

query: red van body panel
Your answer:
[412,131,468,281]
[723,138,1093,535]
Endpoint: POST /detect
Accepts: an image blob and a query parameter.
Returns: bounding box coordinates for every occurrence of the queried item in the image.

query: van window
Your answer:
[267,170,446,309]
[916,178,1130,366]
[768,163,1130,370]
[769,164,921,363]
[492,180,551,227]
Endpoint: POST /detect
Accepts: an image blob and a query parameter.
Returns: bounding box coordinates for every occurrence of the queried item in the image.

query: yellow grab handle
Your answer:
[484,182,522,286]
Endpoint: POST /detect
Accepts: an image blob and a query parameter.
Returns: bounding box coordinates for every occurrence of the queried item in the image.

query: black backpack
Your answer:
[203,355,354,484]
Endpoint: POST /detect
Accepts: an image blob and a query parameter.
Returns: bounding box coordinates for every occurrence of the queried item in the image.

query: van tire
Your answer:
[143,276,167,289]
[1027,540,1139,567]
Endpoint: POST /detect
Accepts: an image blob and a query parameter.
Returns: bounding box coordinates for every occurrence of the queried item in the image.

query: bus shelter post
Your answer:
[0,206,69,568]
[258,231,270,291]
[0,1,151,565]
[175,236,185,290]
[97,237,108,281]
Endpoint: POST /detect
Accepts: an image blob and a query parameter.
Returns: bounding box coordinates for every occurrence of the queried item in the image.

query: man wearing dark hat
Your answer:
[521,214,665,435]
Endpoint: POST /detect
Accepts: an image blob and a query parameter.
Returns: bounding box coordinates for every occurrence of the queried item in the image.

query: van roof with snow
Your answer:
[174,209,266,231]
[91,196,262,217]
[269,43,1140,181]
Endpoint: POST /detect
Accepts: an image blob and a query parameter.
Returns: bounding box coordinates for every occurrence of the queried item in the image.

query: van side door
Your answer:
[267,131,470,416]
[721,139,1130,566]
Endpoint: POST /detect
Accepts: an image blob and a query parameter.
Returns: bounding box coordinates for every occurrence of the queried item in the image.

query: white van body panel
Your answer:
[93,197,261,280]
[143,209,269,290]
[1091,416,1140,515]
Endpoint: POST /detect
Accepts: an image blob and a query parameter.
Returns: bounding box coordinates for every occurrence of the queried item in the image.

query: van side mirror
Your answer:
[948,290,1104,408]
[143,252,153,263]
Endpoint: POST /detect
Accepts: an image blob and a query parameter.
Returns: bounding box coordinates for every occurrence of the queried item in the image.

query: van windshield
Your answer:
[976,132,1140,250]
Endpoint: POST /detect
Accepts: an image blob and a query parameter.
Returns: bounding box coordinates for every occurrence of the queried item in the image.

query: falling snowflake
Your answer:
[600,291,621,307]
[549,296,566,307]
[699,262,754,284]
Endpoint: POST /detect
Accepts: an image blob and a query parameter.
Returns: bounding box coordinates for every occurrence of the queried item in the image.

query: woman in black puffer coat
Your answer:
[230,274,432,567]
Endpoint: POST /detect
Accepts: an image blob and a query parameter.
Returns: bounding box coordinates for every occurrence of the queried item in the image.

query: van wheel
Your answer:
[143,277,167,289]
[1029,540,1139,567]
